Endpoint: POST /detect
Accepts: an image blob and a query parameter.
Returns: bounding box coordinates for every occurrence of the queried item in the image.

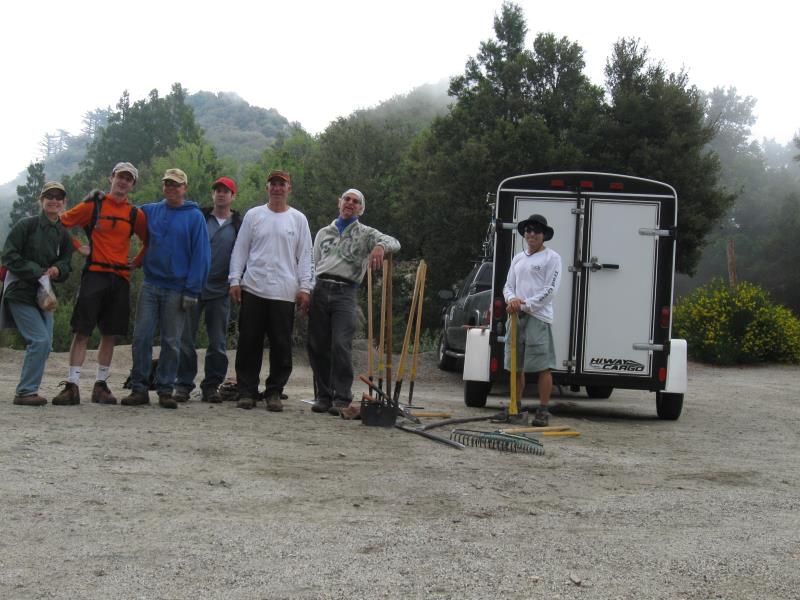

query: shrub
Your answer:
[674,279,800,364]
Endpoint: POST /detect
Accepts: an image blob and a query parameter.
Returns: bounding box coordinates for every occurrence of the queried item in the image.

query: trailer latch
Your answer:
[581,257,620,271]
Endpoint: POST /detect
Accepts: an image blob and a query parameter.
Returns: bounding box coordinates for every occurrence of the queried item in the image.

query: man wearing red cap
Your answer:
[229,169,313,411]
[174,177,242,403]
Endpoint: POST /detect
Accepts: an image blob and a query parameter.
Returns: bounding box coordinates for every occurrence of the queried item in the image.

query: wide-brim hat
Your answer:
[517,213,554,241]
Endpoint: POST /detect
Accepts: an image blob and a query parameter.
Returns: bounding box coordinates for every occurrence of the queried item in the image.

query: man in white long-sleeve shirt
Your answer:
[228,170,313,411]
[503,213,562,426]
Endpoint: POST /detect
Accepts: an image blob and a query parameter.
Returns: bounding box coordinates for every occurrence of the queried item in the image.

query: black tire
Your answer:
[464,380,491,408]
[656,392,683,420]
[585,385,614,399]
[437,332,459,372]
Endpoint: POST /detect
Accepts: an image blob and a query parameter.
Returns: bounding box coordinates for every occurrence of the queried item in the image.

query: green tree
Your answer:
[599,38,734,274]
[9,162,46,227]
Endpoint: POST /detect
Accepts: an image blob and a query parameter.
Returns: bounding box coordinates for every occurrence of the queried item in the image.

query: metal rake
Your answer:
[449,429,545,455]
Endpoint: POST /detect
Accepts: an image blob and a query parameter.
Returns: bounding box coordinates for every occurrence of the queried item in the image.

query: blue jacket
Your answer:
[140,200,210,297]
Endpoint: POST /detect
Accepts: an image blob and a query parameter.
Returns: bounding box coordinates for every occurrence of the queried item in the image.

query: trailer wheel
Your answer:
[585,385,613,399]
[464,381,491,407]
[437,333,459,372]
[656,392,683,420]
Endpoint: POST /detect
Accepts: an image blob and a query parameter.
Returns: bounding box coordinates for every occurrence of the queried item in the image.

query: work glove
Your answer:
[181,295,198,311]
[83,189,105,203]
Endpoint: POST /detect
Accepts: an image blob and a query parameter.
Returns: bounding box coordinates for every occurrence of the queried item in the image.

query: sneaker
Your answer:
[265,392,284,413]
[237,395,255,410]
[121,390,150,406]
[531,406,551,427]
[52,381,80,405]
[311,399,332,413]
[158,394,178,409]
[13,394,47,406]
[91,380,117,405]
[173,386,191,403]
[327,399,350,416]
[201,386,222,403]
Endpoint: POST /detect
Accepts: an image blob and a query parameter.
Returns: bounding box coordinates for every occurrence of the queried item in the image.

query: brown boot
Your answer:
[120,390,150,406]
[52,381,80,405]
[13,394,47,406]
[265,392,284,413]
[158,394,178,409]
[91,380,117,405]
[236,394,255,410]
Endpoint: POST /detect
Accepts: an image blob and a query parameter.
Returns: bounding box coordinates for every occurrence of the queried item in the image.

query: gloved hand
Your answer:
[83,189,105,203]
[181,295,198,311]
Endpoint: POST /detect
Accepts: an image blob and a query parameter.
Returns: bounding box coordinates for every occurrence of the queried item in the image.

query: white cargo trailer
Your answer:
[462,172,688,419]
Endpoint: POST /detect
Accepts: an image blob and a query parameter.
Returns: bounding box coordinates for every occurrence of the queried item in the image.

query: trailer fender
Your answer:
[463,327,491,382]
[664,338,687,394]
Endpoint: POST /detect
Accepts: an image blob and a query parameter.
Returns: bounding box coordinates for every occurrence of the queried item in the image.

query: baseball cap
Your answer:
[111,161,139,183]
[40,182,66,197]
[212,177,237,194]
[162,168,188,185]
[266,169,291,183]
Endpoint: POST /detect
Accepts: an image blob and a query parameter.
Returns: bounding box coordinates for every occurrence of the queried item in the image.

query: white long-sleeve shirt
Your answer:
[228,205,313,302]
[502,247,562,323]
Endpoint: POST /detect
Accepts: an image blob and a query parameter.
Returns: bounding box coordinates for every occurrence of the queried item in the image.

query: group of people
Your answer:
[1,163,401,415]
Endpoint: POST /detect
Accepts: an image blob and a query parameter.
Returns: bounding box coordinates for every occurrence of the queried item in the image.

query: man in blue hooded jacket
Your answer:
[121,168,211,409]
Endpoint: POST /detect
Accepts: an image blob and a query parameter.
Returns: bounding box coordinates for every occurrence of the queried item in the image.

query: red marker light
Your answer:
[660,306,670,328]
[579,180,594,189]
[610,181,624,190]
[550,179,565,188]
[490,357,498,374]
[658,367,666,382]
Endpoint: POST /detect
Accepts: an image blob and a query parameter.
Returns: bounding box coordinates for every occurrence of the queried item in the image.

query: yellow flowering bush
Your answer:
[674,279,800,364]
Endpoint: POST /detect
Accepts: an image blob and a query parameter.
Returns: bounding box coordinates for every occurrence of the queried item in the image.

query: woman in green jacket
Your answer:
[2,182,73,406]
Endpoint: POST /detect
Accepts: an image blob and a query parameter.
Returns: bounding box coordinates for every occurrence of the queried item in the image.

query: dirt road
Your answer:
[1,344,798,599]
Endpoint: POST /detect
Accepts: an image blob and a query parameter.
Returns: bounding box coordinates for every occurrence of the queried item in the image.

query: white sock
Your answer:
[96,365,110,382]
[67,366,81,384]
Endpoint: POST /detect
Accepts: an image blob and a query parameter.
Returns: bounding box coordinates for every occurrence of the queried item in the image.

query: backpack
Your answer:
[82,190,138,271]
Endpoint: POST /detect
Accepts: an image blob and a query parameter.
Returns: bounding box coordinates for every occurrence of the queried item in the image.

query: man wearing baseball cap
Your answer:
[174,177,242,403]
[228,169,313,411]
[122,168,210,409]
[54,162,147,406]
[503,213,562,426]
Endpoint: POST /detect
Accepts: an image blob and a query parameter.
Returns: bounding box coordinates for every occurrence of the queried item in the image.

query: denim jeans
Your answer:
[176,295,230,391]
[307,280,358,404]
[130,282,185,396]
[8,301,53,396]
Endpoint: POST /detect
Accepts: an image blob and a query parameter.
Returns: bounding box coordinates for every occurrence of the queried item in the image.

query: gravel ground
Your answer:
[0,342,798,600]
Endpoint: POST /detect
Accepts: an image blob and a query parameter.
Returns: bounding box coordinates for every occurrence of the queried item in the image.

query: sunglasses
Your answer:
[524,225,545,234]
[42,193,66,201]
[163,180,183,188]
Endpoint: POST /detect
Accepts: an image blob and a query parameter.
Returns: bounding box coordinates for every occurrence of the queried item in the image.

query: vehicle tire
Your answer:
[464,380,491,408]
[437,332,458,372]
[585,385,614,399]
[656,392,683,420]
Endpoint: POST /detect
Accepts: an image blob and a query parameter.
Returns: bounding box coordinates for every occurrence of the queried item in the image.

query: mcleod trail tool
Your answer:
[392,261,424,405]
[407,260,427,406]
[376,258,388,392]
[450,429,544,455]
[492,311,528,425]
[367,267,374,384]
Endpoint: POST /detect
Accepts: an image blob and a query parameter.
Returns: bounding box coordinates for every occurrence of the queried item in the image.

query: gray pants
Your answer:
[307,280,358,404]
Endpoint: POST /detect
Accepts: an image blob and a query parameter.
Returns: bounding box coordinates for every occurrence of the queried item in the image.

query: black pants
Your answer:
[235,290,295,398]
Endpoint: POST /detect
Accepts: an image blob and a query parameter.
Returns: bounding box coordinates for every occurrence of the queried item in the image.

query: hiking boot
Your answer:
[328,399,350,416]
[531,406,551,427]
[91,380,117,405]
[158,394,178,409]
[52,381,80,405]
[265,392,284,413]
[237,395,255,410]
[311,399,331,413]
[121,390,150,406]
[13,394,47,406]
[201,386,222,404]
[173,386,191,403]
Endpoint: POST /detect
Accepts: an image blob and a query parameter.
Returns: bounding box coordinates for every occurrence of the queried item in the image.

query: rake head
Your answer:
[449,429,545,456]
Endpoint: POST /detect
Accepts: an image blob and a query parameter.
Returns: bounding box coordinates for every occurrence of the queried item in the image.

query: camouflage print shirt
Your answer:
[313,219,400,286]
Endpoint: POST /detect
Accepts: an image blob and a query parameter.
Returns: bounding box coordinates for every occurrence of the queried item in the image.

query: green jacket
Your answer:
[2,213,73,306]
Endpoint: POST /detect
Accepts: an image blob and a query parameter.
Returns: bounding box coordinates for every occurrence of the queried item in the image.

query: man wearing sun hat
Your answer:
[229,169,313,412]
[174,176,242,404]
[122,168,210,409]
[503,213,562,426]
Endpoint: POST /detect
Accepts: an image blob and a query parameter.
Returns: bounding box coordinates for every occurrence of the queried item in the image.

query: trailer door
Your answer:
[579,199,660,377]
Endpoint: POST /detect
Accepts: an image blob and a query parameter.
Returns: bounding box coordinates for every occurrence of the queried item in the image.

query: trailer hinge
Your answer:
[639,227,675,237]
[562,359,576,369]
[633,342,664,352]
[571,207,584,215]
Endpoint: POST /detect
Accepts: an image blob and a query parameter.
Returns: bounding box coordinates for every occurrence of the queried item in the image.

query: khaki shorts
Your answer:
[504,313,556,373]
